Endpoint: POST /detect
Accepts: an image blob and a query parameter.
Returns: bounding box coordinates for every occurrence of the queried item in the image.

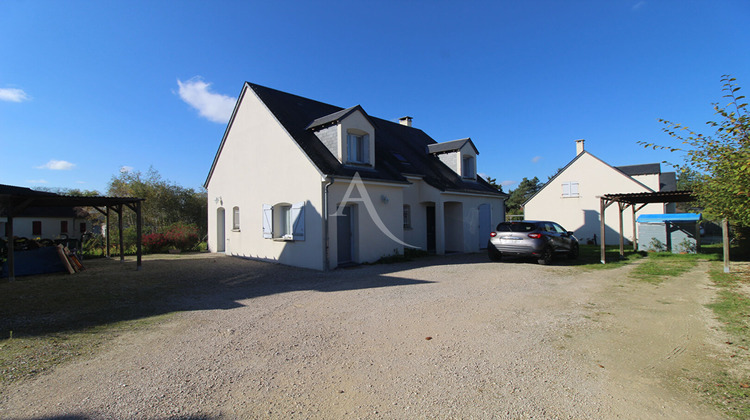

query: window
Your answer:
[61,221,68,234]
[263,202,305,241]
[347,132,370,164]
[403,205,412,229]
[462,155,475,179]
[562,182,579,197]
[32,221,42,236]
[80,223,87,234]
[233,206,240,230]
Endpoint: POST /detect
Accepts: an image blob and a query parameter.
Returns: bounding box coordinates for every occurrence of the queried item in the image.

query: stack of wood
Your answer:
[56,244,84,274]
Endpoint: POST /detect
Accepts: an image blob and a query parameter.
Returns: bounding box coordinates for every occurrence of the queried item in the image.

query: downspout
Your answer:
[323,176,334,271]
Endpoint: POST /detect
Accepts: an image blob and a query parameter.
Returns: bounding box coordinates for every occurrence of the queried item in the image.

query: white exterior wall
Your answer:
[206,88,326,270]
[326,180,405,267]
[524,153,662,245]
[442,192,505,252]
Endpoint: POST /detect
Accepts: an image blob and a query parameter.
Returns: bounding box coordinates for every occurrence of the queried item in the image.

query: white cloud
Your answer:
[27,179,48,184]
[632,1,645,11]
[531,156,542,163]
[36,160,76,170]
[177,77,236,123]
[0,87,31,102]
[120,166,134,173]
[501,180,516,187]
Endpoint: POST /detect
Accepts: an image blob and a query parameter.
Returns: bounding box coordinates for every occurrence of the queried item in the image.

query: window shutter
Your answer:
[570,182,579,196]
[291,201,305,241]
[262,204,273,239]
[362,134,370,163]
[562,182,571,197]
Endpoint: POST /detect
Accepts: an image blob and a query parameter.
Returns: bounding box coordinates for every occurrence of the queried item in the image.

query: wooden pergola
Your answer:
[599,190,697,263]
[1,184,144,281]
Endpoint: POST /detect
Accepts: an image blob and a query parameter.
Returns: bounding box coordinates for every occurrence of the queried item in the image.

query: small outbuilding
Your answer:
[636,213,701,253]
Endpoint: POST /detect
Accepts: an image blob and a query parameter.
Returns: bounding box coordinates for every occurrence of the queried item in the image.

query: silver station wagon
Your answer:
[487,220,579,265]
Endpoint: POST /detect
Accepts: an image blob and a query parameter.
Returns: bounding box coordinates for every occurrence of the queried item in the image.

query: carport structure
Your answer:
[598,190,697,263]
[1,184,144,281]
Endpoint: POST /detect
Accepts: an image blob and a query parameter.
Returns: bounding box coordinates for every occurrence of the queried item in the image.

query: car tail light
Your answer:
[490,232,497,237]
[528,233,542,239]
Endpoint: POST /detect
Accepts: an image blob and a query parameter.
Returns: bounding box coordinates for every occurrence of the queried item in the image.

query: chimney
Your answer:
[399,116,413,127]
[575,139,585,155]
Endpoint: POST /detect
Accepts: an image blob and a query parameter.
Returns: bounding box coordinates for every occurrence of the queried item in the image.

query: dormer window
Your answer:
[462,155,475,179]
[347,131,370,164]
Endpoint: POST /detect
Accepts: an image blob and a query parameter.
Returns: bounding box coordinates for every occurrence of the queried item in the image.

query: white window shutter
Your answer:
[262,204,273,239]
[291,201,305,241]
[570,182,579,196]
[562,182,571,197]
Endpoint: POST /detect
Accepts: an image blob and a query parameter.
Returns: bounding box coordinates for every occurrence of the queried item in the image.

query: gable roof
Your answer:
[427,138,479,155]
[206,82,504,197]
[522,150,655,206]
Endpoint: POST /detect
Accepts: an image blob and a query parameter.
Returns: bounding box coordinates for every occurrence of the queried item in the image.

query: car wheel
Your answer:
[568,243,579,260]
[537,247,553,265]
[488,244,502,262]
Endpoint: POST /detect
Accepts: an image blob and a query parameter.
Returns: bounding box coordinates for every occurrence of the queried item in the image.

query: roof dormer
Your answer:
[307,105,375,167]
[427,138,479,180]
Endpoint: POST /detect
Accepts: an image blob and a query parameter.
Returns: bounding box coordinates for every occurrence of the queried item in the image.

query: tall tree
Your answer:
[506,176,542,214]
[640,75,750,227]
[108,167,207,236]
[484,176,504,193]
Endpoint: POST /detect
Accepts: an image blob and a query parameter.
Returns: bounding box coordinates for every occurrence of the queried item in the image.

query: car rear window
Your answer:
[496,222,537,232]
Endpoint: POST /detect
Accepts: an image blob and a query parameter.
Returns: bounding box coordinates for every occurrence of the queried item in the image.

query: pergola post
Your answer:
[117,205,124,262]
[618,202,625,259]
[600,197,607,264]
[632,205,638,251]
[105,206,111,258]
[134,201,143,271]
[7,215,14,282]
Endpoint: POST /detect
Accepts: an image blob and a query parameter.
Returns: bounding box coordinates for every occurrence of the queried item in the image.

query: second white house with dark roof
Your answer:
[204,83,507,270]
[523,140,676,245]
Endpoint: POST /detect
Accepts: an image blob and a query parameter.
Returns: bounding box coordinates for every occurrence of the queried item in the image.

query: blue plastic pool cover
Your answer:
[636,213,701,223]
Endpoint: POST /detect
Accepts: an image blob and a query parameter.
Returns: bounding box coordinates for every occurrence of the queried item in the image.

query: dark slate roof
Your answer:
[615,163,661,176]
[243,83,504,196]
[659,172,677,192]
[427,138,479,155]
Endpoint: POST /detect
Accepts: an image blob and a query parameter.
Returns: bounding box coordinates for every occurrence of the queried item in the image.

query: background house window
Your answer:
[61,221,68,234]
[562,182,580,197]
[32,221,42,236]
[80,222,87,233]
[233,206,240,230]
[462,155,475,178]
[403,205,411,229]
[347,132,370,164]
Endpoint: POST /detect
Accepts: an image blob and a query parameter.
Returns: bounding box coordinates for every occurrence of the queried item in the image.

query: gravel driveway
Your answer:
[0,253,725,419]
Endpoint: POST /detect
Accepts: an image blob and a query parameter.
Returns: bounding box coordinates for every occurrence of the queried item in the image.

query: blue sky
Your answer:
[1,0,748,193]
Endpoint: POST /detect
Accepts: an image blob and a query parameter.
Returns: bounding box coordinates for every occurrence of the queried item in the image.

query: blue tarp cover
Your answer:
[636,213,701,223]
[1,247,67,277]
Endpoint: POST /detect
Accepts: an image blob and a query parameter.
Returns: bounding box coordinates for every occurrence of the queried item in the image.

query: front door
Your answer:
[337,206,353,264]
[216,208,226,252]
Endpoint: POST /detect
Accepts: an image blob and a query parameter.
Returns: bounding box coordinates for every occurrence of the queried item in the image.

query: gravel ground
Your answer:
[0,253,726,419]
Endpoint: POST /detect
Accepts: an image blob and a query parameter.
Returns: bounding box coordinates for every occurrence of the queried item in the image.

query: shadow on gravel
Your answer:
[0,253,440,339]
[24,416,215,420]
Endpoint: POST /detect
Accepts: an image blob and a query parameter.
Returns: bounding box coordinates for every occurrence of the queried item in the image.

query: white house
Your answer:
[1,206,91,241]
[204,83,507,270]
[523,140,676,245]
